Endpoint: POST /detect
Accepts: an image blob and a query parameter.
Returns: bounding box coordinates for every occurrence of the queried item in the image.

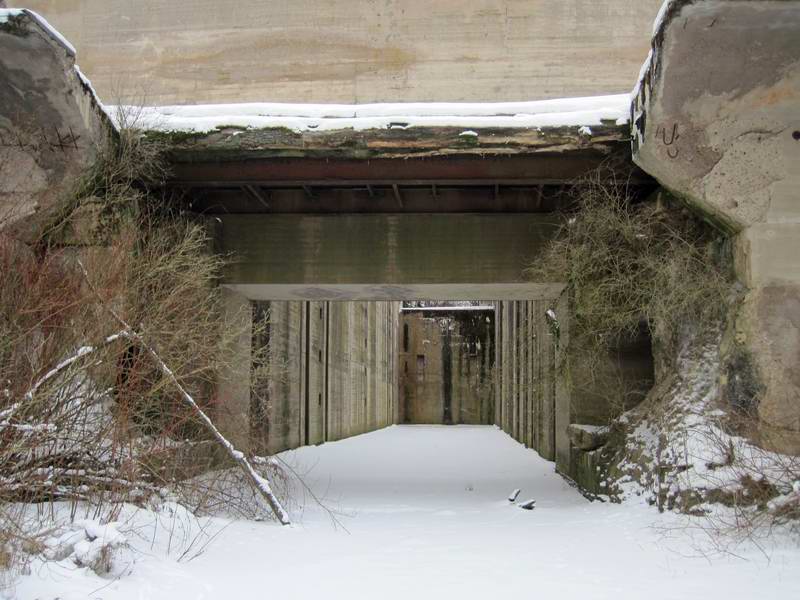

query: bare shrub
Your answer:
[527,169,732,417]
[670,407,800,551]
[0,200,229,504]
[536,170,800,544]
[0,117,289,582]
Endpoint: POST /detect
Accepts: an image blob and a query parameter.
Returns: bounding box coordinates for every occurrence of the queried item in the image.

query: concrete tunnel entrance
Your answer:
[169,154,657,473]
[234,295,576,466]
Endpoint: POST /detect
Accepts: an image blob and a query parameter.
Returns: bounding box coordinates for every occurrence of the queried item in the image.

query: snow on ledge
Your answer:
[109,94,632,135]
[570,424,610,435]
[1,9,112,124]
[400,306,496,313]
[632,0,672,98]
[0,8,77,57]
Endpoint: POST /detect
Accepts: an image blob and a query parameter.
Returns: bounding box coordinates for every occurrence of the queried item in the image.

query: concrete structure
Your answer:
[6,2,799,491]
[23,0,663,105]
[220,297,400,453]
[1,8,649,471]
[219,213,560,301]
[494,299,570,469]
[399,308,494,425]
[632,0,800,448]
[0,9,108,240]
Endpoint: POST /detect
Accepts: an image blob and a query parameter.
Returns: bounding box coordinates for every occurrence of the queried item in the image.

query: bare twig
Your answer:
[76,259,290,525]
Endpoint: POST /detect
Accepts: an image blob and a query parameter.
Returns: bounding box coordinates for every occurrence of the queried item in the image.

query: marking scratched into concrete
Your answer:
[656,123,680,159]
[0,126,82,152]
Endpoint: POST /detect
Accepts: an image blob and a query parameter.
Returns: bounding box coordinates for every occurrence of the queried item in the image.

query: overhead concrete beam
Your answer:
[218,213,563,296]
[153,123,631,163]
[225,283,565,302]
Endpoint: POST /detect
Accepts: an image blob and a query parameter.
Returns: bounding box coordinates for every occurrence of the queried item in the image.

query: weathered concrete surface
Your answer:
[632,0,800,443]
[494,298,570,470]
[24,0,663,105]
[215,288,253,449]
[567,424,610,452]
[632,0,799,232]
[219,213,560,293]
[225,297,399,454]
[0,9,108,238]
[154,123,629,162]
[399,310,494,425]
[227,283,564,302]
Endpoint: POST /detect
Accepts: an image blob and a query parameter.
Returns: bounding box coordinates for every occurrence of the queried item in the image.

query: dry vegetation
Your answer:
[0,119,287,585]
[530,168,800,543]
[527,169,732,417]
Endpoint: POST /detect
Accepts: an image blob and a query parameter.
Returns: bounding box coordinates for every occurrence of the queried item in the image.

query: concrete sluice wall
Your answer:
[248,300,400,455]
[243,298,573,473]
[23,0,664,105]
[494,300,570,469]
[218,294,573,471]
[398,310,495,426]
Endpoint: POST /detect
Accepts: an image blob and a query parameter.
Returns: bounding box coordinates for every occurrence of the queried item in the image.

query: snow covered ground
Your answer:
[13,425,800,600]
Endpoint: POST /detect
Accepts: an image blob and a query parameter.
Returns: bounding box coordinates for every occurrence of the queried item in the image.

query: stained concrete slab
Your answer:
[632,0,800,443]
[22,0,663,105]
[219,213,563,290]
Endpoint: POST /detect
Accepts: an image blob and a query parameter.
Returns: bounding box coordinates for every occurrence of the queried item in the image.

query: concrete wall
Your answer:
[398,310,494,425]
[23,0,664,105]
[493,298,570,470]
[244,298,399,454]
[215,287,254,449]
[0,9,109,240]
[569,326,654,425]
[219,213,559,289]
[632,0,800,450]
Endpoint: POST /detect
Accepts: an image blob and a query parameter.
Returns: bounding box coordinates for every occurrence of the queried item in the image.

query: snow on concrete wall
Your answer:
[0,9,110,239]
[631,0,800,451]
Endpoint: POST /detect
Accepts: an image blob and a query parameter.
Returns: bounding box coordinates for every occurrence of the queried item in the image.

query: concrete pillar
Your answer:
[555,293,572,475]
[494,302,502,426]
[632,0,800,450]
[519,302,525,441]
[512,303,520,441]
[216,288,252,450]
[306,301,325,445]
[502,301,512,434]
[368,302,377,431]
[525,300,536,448]
[534,299,545,454]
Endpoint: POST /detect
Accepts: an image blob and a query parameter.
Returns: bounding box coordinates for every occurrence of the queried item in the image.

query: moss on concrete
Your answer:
[149,123,629,163]
[0,13,30,37]
[143,129,211,146]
